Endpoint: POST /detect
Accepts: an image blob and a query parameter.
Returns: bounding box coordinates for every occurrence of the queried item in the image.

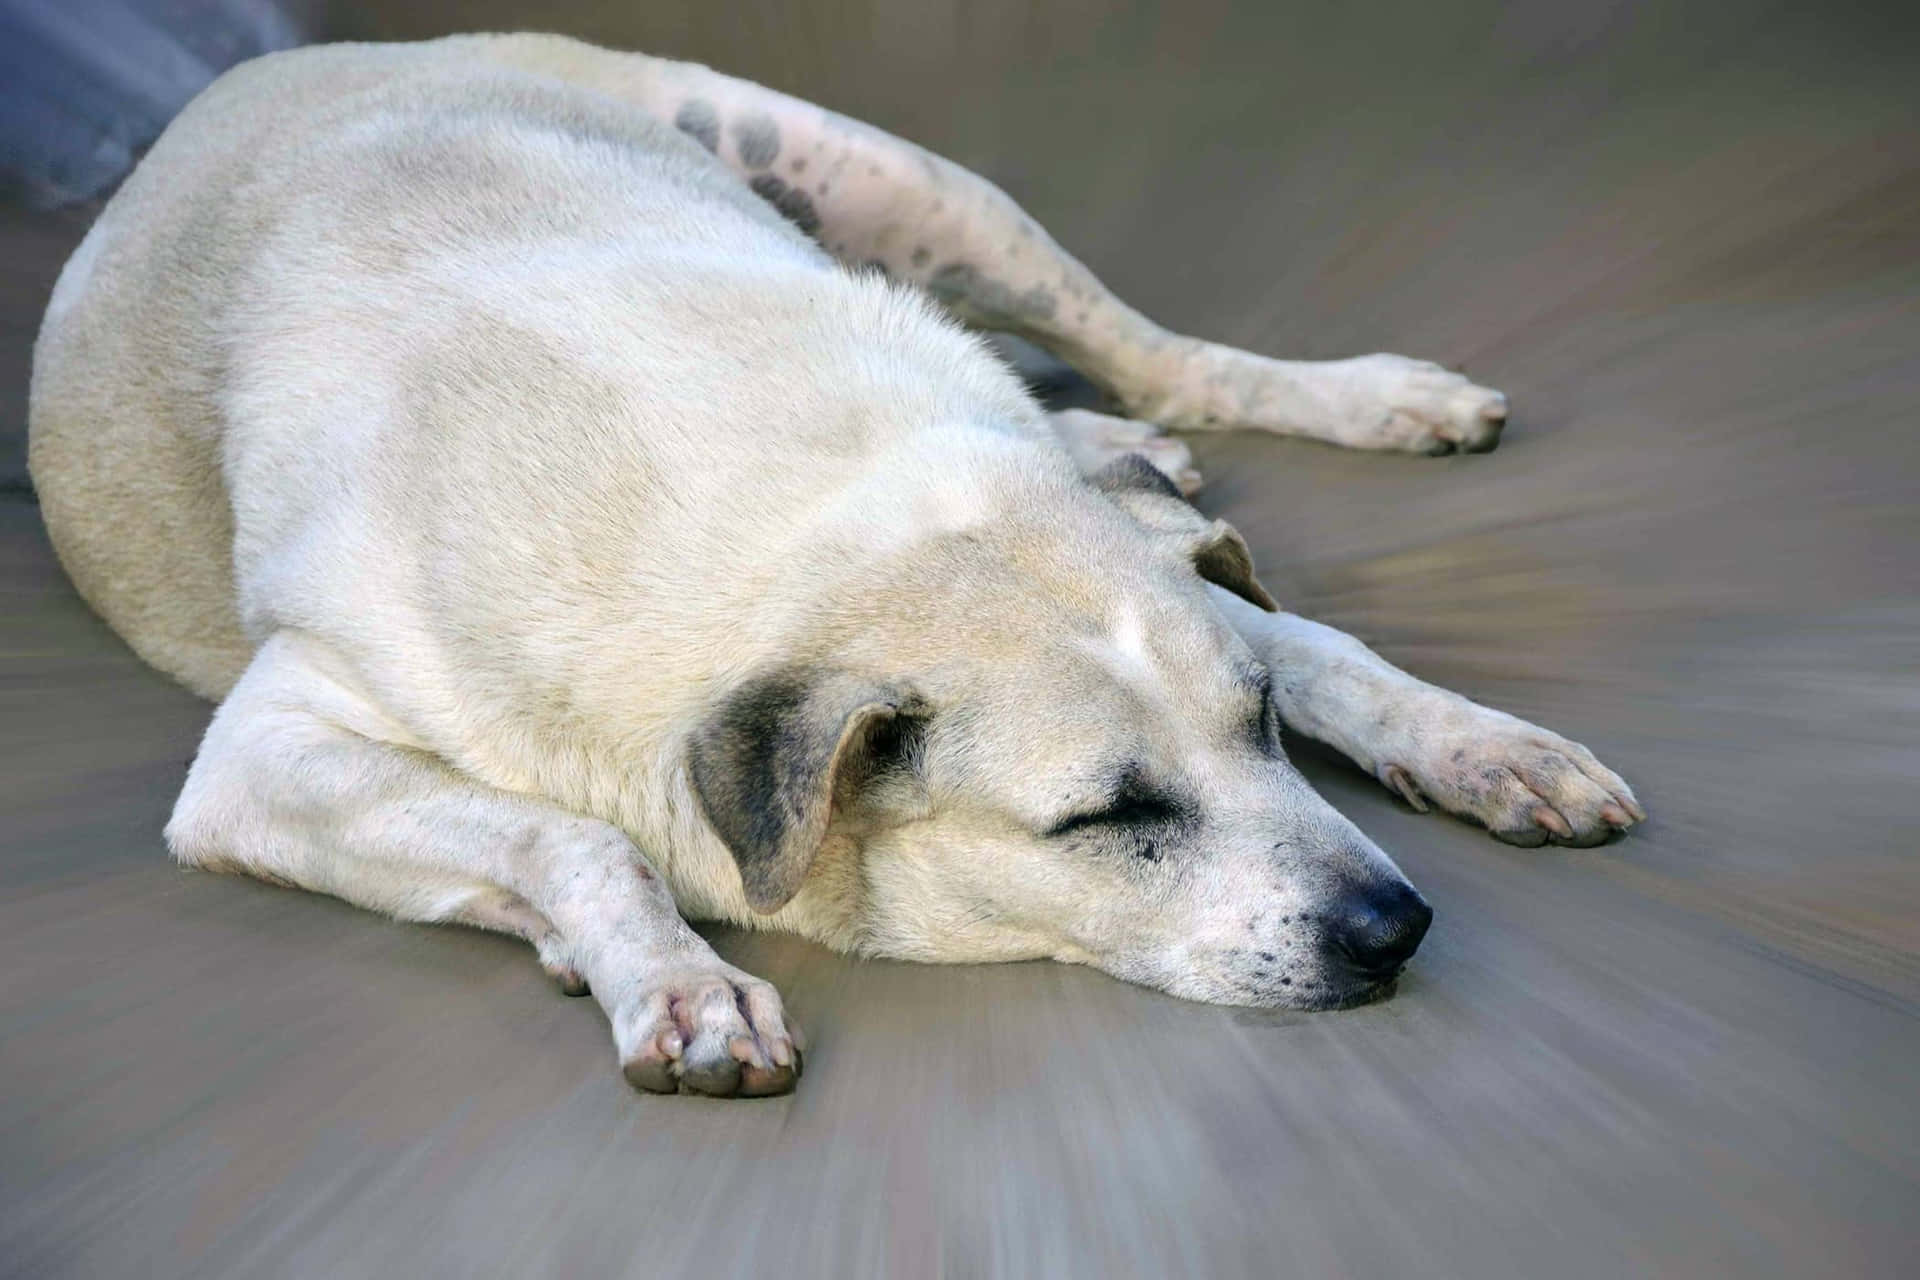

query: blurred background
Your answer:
[2,1,1916,1276]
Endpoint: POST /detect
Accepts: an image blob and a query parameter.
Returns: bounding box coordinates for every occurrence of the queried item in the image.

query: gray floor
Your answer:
[3,2,1917,1276]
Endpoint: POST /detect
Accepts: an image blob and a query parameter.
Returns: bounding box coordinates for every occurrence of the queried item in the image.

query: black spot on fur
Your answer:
[911,246,931,268]
[924,262,1057,323]
[748,173,822,236]
[673,100,720,153]
[732,113,781,168]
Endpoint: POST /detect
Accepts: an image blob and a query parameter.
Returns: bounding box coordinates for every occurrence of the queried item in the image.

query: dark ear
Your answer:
[1090,452,1185,502]
[687,668,924,914]
[1092,453,1279,612]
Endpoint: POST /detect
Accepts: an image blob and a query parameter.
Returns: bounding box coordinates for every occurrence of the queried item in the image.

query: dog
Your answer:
[29,34,1643,1097]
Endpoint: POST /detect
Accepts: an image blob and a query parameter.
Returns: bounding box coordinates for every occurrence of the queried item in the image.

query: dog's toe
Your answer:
[616,968,802,1099]
[1377,697,1644,847]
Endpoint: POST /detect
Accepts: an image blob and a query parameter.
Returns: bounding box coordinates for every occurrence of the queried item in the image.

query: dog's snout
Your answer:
[1330,879,1433,975]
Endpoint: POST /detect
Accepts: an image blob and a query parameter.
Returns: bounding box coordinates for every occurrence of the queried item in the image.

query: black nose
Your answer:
[1330,879,1433,976]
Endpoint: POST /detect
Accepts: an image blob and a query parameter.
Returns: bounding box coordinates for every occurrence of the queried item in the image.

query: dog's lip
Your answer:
[1340,954,1411,982]
[1234,971,1401,1011]
[1314,974,1400,1010]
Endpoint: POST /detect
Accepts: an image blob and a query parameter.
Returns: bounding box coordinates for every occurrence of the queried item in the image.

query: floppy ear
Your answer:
[1091,453,1280,612]
[687,668,924,914]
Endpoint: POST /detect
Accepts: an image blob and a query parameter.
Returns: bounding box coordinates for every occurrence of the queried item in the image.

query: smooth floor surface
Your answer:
[3,2,1916,1276]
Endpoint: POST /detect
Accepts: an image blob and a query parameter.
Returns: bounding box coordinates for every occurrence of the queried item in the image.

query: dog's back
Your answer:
[30,36,1045,711]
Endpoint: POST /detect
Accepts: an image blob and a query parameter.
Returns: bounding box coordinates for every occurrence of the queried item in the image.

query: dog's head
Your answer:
[686,448,1430,1009]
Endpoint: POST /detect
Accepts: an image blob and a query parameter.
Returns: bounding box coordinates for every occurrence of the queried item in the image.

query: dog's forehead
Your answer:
[1088,598,1157,686]
[1074,592,1253,702]
[933,596,1258,791]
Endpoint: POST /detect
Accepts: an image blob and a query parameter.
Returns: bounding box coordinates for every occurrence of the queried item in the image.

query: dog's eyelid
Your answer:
[1043,775,1186,837]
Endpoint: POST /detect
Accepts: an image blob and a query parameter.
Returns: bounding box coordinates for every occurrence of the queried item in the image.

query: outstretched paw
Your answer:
[1317,354,1509,455]
[1375,696,1644,846]
[617,963,804,1098]
[1137,345,1508,454]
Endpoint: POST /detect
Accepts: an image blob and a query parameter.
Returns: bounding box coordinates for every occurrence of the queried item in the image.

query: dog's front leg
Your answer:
[166,632,801,1096]
[1209,588,1645,846]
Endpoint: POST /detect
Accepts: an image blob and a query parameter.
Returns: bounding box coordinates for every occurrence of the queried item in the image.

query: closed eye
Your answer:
[1044,781,1188,838]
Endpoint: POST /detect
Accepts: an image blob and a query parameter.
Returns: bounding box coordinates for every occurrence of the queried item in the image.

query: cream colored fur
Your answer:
[30,35,1639,1097]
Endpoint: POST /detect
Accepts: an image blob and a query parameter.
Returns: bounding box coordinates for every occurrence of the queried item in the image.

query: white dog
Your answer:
[30,34,1642,1097]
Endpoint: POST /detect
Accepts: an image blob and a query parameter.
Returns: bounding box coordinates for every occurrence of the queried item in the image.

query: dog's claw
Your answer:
[1599,801,1634,829]
[1383,764,1430,812]
[736,1060,797,1097]
[1532,805,1574,839]
[622,1028,684,1094]
[728,1034,766,1069]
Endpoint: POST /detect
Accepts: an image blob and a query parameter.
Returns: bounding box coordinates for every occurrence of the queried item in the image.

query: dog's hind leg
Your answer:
[466,34,1507,455]
[1207,587,1646,848]
[166,630,803,1097]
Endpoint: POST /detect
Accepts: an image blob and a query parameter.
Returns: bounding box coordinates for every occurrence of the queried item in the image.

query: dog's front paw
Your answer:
[1375,695,1644,846]
[616,962,804,1098]
[1311,354,1509,455]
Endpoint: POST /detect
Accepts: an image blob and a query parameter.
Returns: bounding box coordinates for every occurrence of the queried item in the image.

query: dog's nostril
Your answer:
[1331,880,1433,975]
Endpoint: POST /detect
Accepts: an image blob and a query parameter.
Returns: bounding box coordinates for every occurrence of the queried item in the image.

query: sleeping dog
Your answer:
[30,34,1642,1097]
